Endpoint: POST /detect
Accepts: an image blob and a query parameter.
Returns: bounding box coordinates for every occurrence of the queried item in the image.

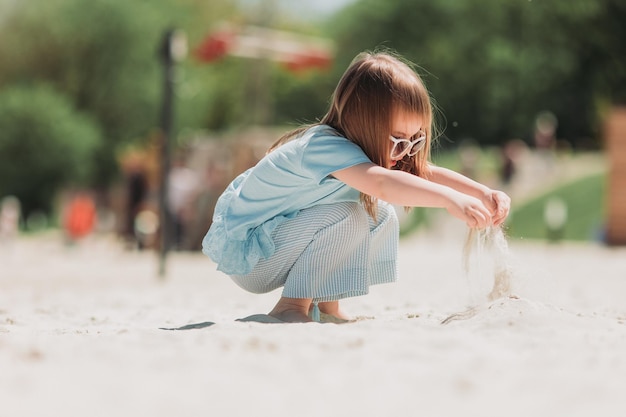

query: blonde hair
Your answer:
[269,50,435,218]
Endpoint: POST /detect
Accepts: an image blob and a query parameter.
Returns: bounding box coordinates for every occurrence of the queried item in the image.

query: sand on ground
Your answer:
[1,225,625,417]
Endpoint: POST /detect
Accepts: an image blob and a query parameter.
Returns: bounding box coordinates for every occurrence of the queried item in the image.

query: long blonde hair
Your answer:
[269,50,435,218]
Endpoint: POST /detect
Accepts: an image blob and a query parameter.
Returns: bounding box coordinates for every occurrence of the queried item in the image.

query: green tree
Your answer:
[0,84,101,218]
[0,0,238,185]
[325,0,626,147]
[0,0,166,184]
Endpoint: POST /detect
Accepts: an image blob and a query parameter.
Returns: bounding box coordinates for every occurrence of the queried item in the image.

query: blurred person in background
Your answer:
[62,190,97,244]
[167,155,200,250]
[0,196,21,244]
[122,154,149,249]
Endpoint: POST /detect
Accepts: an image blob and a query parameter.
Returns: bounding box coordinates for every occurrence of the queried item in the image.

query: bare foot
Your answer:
[269,310,312,323]
[310,301,353,323]
[269,297,313,323]
[318,301,351,320]
[318,312,354,324]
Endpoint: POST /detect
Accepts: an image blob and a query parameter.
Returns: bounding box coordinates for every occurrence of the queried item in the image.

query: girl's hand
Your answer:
[445,192,493,229]
[481,190,511,226]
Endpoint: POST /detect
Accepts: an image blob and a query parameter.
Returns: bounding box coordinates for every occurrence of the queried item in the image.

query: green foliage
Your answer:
[399,207,429,237]
[272,68,336,125]
[506,173,606,241]
[0,0,223,185]
[1,1,141,183]
[327,0,626,147]
[0,0,624,218]
[0,84,102,216]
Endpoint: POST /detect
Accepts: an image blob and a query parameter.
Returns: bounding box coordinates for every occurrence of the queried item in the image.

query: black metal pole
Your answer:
[158,29,175,278]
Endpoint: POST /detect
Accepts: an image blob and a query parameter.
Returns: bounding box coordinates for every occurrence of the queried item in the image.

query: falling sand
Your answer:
[463,226,514,301]
[442,226,515,324]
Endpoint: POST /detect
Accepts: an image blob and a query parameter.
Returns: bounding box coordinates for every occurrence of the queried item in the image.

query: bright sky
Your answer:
[279,0,357,14]
[238,0,358,20]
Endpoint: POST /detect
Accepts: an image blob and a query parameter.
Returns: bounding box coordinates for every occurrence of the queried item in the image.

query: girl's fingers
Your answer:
[468,206,489,229]
[488,191,511,226]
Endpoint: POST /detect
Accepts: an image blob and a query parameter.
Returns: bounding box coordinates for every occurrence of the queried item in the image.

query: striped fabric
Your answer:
[230,201,399,302]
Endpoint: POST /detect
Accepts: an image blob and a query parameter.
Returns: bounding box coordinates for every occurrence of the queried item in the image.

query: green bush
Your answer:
[0,84,102,218]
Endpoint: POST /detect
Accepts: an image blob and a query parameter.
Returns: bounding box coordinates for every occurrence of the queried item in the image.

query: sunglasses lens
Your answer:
[391,142,408,159]
[409,138,426,155]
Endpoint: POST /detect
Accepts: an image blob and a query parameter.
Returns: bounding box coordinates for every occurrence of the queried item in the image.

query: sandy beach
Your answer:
[1,224,625,417]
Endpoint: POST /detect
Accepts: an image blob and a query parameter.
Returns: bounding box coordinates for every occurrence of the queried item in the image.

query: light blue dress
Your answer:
[202,125,373,276]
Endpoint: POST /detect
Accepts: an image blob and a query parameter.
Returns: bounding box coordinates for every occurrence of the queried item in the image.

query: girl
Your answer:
[203,50,511,323]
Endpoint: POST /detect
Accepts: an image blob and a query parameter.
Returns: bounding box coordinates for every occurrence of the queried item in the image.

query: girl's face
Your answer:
[389,109,423,168]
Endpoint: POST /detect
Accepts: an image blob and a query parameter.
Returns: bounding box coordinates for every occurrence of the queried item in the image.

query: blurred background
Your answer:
[1,0,625,259]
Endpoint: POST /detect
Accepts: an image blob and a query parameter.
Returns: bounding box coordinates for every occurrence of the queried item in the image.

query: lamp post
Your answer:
[157,28,187,278]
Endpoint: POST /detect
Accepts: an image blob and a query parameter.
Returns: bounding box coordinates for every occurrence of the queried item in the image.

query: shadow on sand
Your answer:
[159,321,216,330]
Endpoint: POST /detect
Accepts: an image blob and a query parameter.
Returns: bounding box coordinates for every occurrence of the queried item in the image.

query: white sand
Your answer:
[1,228,626,417]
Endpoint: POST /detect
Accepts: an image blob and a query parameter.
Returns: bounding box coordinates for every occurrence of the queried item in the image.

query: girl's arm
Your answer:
[427,164,490,199]
[332,162,492,228]
[428,164,511,226]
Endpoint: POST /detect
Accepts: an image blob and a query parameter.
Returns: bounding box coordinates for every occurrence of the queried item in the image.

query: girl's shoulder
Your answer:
[310,124,342,137]
[298,125,371,177]
[302,125,364,154]
[299,124,355,150]
[272,124,349,157]
[264,124,367,173]
[291,124,341,146]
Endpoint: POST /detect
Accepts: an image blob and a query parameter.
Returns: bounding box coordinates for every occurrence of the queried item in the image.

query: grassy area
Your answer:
[399,207,429,237]
[506,173,606,241]
[404,148,607,242]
